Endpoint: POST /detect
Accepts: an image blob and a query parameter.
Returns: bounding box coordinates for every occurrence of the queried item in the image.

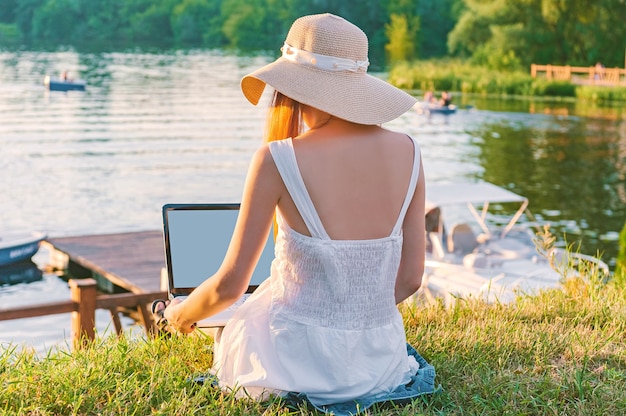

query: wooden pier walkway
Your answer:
[44,230,166,294]
[0,231,169,349]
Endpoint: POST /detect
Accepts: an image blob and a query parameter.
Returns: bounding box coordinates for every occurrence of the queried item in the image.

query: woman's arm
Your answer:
[395,160,426,304]
[164,145,283,333]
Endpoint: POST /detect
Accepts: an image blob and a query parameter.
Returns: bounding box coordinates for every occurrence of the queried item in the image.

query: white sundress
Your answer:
[211,136,437,415]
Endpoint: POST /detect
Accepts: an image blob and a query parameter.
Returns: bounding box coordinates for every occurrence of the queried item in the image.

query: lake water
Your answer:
[1,50,625,354]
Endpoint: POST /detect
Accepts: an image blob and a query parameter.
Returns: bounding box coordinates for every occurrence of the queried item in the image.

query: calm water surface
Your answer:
[1,50,625,353]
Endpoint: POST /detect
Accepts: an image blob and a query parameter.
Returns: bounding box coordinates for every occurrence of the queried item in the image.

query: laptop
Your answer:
[162,203,275,327]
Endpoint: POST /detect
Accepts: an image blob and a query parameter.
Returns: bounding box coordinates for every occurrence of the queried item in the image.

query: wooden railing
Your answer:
[531,64,626,86]
[0,278,167,350]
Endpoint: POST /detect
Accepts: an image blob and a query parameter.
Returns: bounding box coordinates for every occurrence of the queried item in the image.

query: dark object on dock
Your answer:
[44,75,86,91]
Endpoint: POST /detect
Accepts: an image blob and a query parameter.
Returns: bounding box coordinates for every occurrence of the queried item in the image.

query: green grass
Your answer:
[0,227,626,416]
[1,272,625,415]
[389,59,626,103]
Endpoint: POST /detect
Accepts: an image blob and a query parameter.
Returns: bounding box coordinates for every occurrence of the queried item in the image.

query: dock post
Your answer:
[70,278,97,350]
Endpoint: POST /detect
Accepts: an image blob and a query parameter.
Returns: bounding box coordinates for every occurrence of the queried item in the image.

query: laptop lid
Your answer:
[162,203,274,297]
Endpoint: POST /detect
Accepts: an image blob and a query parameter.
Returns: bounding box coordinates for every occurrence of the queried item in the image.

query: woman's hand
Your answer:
[152,298,197,334]
[164,298,198,334]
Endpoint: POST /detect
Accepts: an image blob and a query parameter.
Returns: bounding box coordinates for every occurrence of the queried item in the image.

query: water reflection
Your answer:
[467,115,625,265]
[0,261,43,286]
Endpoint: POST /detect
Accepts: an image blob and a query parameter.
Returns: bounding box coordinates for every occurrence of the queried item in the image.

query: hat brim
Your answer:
[241,57,416,125]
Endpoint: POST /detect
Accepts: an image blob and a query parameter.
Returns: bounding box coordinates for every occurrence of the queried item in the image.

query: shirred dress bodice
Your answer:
[271,220,402,330]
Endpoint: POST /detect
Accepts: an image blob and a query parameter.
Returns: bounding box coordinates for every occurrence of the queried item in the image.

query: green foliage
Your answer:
[541,81,577,97]
[449,0,626,68]
[390,59,625,102]
[385,13,418,63]
[31,0,79,45]
[576,85,626,103]
[415,0,459,58]
[221,0,267,51]
[171,0,222,46]
[2,0,624,72]
[616,221,626,277]
[0,0,18,23]
[120,0,177,45]
[389,60,535,95]
[14,0,45,40]
[0,22,20,45]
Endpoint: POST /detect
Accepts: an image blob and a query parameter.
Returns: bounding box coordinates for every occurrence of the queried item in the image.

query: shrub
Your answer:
[542,81,577,97]
[388,59,626,102]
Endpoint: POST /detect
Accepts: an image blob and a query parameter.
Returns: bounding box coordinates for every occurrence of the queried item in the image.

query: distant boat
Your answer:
[0,232,46,267]
[0,260,43,286]
[44,75,86,91]
[414,101,457,116]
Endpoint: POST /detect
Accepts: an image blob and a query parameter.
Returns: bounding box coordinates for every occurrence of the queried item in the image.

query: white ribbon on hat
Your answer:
[281,43,369,72]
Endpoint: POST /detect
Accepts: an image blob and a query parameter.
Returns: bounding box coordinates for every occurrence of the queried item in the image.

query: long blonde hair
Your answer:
[264,91,304,238]
[264,91,304,143]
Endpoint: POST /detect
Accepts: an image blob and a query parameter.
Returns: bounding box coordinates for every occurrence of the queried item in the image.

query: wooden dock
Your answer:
[530,63,626,86]
[44,230,166,294]
[0,231,169,349]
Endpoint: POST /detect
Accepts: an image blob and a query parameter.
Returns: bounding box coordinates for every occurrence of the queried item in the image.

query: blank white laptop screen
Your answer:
[162,203,275,327]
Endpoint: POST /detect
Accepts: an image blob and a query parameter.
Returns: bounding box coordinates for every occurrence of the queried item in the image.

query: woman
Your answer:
[155,13,437,414]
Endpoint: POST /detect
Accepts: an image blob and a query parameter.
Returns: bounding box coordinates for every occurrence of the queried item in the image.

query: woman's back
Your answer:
[276,119,416,241]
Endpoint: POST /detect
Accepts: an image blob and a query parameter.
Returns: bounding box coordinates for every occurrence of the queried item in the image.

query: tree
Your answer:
[385,13,418,63]
[448,0,626,68]
[0,0,18,23]
[31,0,79,44]
[171,0,222,46]
[14,0,45,40]
[416,0,460,58]
[221,0,267,50]
[121,0,177,45]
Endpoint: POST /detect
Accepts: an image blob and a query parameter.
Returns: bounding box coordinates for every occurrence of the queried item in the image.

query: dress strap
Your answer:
[268,139,331,240]
[391,136,421,236]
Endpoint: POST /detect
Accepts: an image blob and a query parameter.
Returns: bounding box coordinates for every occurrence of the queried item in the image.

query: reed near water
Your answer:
[390,60,626,103]
[1,264,624,415]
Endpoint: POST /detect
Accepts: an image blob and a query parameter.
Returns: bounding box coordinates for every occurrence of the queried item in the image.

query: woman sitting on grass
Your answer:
[153,13,437,415]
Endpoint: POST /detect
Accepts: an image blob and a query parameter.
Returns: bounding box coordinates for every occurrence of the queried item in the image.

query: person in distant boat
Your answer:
[439,91,451,106]
[152,12,436,415]
[60,71,72,82]
[423,90,435,103]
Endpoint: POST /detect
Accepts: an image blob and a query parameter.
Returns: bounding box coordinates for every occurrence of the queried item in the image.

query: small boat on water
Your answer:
[44,75,86,91]
[417,182,609,305]
[0,232,46,267]
[414,101,457,116]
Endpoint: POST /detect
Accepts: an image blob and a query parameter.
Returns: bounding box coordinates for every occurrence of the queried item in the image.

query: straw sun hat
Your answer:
[240,13,417,125]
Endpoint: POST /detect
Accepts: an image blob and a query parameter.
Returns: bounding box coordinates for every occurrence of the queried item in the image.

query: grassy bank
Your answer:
[389,60,626,104]
[2,271,624,415]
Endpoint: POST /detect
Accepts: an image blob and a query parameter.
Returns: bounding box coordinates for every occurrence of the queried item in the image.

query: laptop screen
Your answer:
[162,203,275,296]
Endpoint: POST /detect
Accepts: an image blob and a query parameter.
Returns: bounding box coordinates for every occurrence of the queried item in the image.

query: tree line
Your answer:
[0,0,624,70]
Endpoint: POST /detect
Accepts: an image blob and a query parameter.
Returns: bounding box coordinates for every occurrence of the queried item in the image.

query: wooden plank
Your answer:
[95,291,168,310]
[45,230,165,293]
[0,301,76,321]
